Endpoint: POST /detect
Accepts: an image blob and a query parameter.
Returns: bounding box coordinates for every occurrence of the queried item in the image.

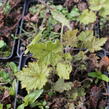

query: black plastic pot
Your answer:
[0,0,33,109]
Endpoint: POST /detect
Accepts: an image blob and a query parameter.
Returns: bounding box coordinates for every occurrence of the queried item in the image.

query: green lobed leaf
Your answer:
[28,40,63,65]
[78,9,96,25]
[78,30,94,41]
[99,7,109,17]
[53,79,72,93]
[62,30,78,47]
[56,62,72,79]
[89,0,109,17]
[85,37,107,52]
[89,0,105,11]
[51,8,71,30]
[78,30,107,52]
[16,62,49,92]
[91,37,107,51]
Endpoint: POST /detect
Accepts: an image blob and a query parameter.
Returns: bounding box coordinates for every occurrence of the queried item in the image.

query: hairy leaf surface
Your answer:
[89,0,109,17]
[89,0,105,11]
[78,30,107,52]
[56,62,72,79]
[16,62,49,92]
[78,9,96,25]
[62,30,78,47]
[53,79,72,92]
[28,40,63,65]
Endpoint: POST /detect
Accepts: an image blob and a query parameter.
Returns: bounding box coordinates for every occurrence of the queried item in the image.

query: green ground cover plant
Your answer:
[1,0,109,108]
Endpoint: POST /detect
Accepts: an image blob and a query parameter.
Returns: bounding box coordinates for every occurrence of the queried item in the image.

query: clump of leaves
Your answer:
[15,3,109,108]
[78,30,107,52]
[56,5,80,20]
[78,9,96,25]
[16,30,73,92]
[68,7,80,20]
[62,30,107,52]
[89,0,109,17]
[66,86,86,101]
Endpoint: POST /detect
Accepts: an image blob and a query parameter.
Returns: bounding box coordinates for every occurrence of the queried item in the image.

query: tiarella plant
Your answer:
[14,1,109,108]
[16,29,107,92]
[16,31,73,93]
[1,0,109,108]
